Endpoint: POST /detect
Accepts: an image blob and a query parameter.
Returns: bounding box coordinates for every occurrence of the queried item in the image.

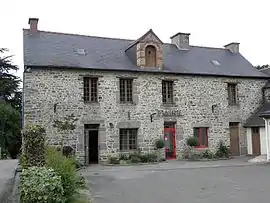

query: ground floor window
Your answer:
[194,127,208,147]
[120,129,138,151]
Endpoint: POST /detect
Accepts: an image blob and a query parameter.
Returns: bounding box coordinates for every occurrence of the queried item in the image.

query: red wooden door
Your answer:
[164,128,176,159]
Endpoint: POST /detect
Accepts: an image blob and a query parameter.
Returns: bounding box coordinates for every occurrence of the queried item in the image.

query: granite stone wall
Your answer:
[23,67,267,163]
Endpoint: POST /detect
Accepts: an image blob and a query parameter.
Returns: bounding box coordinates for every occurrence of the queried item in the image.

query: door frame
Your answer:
[164,128,176,159]
[84,127,99,165]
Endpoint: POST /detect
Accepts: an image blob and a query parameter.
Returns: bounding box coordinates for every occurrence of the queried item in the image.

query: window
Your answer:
[194,127,208,147]
[120,129,137,151]
[228,83,237,105]
[83,77,98,102]
[162,80,174,103]
[251,127,259,134]
[145,45,157,67]
[120,79,133,103]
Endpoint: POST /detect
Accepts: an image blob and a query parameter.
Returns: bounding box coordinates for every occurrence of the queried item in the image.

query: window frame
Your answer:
[193,127,208,148]
[228,83,238,106]
[83,77,98,103]
[119,128,138,151]
[119,78,133,103]
[162,80,174,104]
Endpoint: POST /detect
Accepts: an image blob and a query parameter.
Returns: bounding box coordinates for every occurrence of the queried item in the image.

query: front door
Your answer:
[164,128,176,159]
[229,122,240,156]
[88,129,99,164]
[251,127,261,155]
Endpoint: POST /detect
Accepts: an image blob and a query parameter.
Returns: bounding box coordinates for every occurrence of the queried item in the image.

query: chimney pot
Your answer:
[224,42,240,53]
[28,18,39,32]
[170,32,190,50]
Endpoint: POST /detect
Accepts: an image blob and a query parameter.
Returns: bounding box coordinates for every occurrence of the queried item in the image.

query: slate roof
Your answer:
[244,103,270,127]
[23,29,269,78]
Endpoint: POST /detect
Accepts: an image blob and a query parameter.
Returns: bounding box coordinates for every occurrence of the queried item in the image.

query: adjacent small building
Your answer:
[245,67,270,155]
[23,18,269,164]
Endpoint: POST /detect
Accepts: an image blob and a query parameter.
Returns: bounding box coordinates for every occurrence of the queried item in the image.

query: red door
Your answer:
[164,128,176,159]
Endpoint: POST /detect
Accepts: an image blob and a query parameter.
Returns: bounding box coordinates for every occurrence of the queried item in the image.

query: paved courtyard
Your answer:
[83,159,270,203]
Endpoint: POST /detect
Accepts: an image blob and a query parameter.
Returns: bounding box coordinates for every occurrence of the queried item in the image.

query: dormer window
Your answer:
[145,45,157,67]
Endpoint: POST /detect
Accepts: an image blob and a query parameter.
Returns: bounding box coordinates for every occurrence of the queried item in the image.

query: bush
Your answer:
[154,139,165,149]
[22,125,46,168]
[20,166,65,203]
[201,149,215,159]
[215,141,231,158]
[186,136,199,147]
[119,153,129,161]
[45,146,77,200]
[62,145,75,157]
[108,156,120,164]
[130,155,141,163]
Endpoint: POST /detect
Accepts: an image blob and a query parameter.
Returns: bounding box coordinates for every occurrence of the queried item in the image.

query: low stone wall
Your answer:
[0,160,18,203]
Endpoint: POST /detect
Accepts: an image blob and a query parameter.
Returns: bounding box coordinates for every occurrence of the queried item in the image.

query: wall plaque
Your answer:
[157,110,182,117]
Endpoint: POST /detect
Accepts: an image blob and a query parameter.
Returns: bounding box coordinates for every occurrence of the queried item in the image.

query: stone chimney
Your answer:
[170,32,190,50]
[224,42,240,53]
[28,18,39,32]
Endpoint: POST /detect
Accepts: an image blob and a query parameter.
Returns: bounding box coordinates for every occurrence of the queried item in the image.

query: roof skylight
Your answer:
[211,60,220,66]
[76,48,86,55]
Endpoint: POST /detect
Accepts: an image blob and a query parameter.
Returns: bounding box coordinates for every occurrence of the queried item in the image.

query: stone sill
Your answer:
[119,102,137,106]
[83,102,100,105]
[161,103,177,108]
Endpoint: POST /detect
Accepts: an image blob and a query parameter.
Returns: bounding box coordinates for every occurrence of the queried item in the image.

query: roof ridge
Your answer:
[23,29,134,42]
[190,45,225,50]
[23,29,228,50]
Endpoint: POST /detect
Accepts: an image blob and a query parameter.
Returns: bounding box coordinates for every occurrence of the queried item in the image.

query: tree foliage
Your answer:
[254,64,269,70]
[0,48,21,112]
[0,101,21,158]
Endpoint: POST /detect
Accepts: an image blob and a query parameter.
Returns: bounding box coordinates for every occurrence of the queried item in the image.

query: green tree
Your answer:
[254,64,269,70]
[0,48,21,112]
[0,102,21,158]
[0,48,22,158]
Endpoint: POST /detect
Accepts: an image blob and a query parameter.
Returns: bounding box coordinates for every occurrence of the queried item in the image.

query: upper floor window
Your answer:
[194,127,208,148]
[228,83,237,105]
[145,45,157,67]
[83,77,98,102]
[162,80,173,104]
[120,78,133,103]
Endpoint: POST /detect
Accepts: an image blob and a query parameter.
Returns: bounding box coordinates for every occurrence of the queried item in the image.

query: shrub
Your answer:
[119,153,129,160]
[186,136,199,147]
[201,149,215,159]
[45,146,77,200]
[20,166,65,203]
[154,139,165,149]
[108,156,120,164]
[22,125,46,168]
[215,141,231,158]
[130,155,141,163]
[62,145,75,157]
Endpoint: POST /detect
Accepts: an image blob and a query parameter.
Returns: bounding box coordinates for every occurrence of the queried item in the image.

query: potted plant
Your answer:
[186,136,199,159]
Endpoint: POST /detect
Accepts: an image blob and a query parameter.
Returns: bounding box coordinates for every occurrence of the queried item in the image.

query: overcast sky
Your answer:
[1,0,269,79]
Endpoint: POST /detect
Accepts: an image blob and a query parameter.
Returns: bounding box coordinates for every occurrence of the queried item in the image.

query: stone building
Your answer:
[23,18,269,164]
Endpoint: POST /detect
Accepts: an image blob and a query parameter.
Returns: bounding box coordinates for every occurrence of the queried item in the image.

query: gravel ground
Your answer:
[84,161,270,203]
